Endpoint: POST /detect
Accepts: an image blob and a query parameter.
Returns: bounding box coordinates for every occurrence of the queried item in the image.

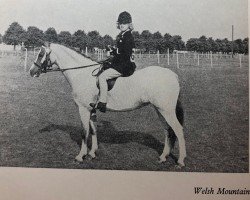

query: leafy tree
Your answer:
[140,30,153,52]
[3,22,25,49]
[71,30,89,51]
[58,31,72,46]
[164,33,172,40]
[207,37,219,53]
[186,38,199,52]
[152,31,164,52]
[197,36,208,52]
[102,35,114,48]
[23,26,45,47]
[44,27,58,43]
[233,39,242,54]
[140,30,152,40]
[215,39,223,52]
[243,38,248,54]
[87,31,102,50]
[162,33,173,52]
[132,31,142,49]
[220,38,231,53]
[132,31,140,40]
[152,31,163,40]
[170,35,185,51]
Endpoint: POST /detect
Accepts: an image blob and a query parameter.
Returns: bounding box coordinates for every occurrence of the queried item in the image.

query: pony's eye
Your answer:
[38,53,43,57]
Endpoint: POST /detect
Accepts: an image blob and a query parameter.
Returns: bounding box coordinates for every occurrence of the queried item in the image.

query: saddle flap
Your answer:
[96,78,118,91]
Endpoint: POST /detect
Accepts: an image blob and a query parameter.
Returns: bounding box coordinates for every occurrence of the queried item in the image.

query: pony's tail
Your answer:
[176,98,184,125]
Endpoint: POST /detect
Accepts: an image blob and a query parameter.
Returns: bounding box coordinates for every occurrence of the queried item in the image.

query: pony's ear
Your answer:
[47,48,52,55]
[41,45,46,51]
[43,41,50,47]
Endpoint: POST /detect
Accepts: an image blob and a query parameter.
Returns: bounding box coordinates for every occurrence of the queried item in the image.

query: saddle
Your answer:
[93,59,136,91]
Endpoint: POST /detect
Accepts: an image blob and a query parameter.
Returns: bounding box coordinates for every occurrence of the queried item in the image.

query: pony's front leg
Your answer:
[88,119,98,158]
[75,106,91,162]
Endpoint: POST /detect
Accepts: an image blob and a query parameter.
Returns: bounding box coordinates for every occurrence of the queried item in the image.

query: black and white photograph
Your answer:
[0,0,249,199]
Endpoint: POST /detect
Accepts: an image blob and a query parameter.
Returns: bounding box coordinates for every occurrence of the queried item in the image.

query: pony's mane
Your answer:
[51,43,99,69]
[67,46,97,62]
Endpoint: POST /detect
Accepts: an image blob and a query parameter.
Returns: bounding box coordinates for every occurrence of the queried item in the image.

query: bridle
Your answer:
[34,47,110,74]
[33,48,57,74]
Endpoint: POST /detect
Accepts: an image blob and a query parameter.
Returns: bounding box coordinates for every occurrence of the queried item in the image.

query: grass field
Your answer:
[0,51,248,172]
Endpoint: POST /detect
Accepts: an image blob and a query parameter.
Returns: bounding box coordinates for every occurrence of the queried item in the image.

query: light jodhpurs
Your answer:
[98,68,122,103]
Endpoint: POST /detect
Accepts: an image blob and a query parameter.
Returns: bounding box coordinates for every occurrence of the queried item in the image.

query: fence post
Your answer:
[167,48,169,65]
[210,51,213,67]
[176,52,179,68]
[99,50,101,60]
[24,48,28,71]
[197,54,199,66]
[239,54,242,68]
[157,50,160,64]
[85,47,88,56]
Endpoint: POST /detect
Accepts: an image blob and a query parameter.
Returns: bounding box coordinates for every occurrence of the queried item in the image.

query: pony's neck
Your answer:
[50,44,98,87]
[51,44,97,70]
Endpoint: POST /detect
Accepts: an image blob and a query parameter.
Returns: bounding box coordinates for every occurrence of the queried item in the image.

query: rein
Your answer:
[46,62,102,73]
[33,46,111,76]
[35,60,104,74]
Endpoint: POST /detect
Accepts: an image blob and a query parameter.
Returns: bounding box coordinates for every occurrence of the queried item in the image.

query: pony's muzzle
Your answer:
[29,64,40,77]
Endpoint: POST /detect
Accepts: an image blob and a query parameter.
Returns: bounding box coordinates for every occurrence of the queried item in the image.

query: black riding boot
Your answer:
[89,102,107,113]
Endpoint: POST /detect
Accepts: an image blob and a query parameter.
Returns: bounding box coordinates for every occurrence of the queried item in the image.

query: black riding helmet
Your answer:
[117,11,132,24]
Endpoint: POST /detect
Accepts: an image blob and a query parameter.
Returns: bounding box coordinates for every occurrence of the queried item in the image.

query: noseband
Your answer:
[34,49,56,73]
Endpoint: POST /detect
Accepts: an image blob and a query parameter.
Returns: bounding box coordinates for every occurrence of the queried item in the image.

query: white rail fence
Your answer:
[135,51,248,68]
[0,47,248,70]
[0,49,39,71]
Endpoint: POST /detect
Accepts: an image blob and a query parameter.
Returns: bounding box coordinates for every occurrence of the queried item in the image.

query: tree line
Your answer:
[1,22,248,54]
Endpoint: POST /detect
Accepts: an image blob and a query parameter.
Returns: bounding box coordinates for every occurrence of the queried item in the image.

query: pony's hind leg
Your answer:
[155,108,176,163]
[159,131,171,163]
[157,108,186,167]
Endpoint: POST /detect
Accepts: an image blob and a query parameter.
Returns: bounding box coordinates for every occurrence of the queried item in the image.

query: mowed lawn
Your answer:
[0,52,248,172]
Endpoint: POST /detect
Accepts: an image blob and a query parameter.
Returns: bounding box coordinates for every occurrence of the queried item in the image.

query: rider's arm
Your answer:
[116,32,135,61]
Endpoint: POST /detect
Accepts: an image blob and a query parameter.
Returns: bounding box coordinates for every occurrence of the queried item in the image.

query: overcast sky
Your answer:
[0,0,248,41]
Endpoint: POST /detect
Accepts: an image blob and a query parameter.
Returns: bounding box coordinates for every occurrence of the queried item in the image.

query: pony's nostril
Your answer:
[29,68,35,77]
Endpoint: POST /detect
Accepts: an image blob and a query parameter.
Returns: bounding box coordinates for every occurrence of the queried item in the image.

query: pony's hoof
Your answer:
[89,151,96,159]
[90,113,97,122]
[175,162,185,169]
[75,155,83,162]
[158,156,166,163]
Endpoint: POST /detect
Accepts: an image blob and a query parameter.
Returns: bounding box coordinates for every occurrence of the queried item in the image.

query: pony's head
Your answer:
[29,46,52,77]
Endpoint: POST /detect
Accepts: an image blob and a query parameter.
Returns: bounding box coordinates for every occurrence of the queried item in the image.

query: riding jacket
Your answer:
[111,30,136,77]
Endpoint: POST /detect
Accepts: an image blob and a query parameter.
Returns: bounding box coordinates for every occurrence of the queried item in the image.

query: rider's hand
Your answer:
[106,45,117,56]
